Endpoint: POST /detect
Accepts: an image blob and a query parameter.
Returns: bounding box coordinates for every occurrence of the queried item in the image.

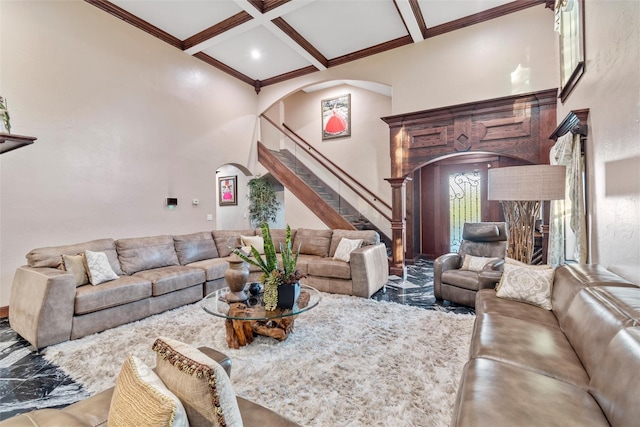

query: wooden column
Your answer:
[385,176,411,277]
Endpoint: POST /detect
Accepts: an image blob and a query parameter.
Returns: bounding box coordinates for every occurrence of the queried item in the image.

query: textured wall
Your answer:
[558,0,640,284]
[0,1,257,306]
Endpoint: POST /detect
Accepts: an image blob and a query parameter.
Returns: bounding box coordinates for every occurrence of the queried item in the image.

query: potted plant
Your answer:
[247,176,279,227]
[233,223,305,310]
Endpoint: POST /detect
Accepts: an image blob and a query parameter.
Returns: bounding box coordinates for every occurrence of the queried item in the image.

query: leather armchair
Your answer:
[434,222,508,308]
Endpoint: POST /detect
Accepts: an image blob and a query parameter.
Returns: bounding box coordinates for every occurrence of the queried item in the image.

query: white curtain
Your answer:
[548,132,587,266]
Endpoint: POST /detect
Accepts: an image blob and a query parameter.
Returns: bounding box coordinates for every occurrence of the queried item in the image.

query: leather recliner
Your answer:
[434,222,508,308]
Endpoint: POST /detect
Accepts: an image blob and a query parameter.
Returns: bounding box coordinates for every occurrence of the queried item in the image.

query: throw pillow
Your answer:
[62,253,89,287]
[461,255,499,272]
[495,262,555,310]
[152,337,243,427]
[333,238,363,262]
[108,355,188,427]
[241,234,264,255]
[84,250,119,285]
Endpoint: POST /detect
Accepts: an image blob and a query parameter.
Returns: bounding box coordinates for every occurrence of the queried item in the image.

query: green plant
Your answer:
[232,223,304,310]
[247,176,279,227]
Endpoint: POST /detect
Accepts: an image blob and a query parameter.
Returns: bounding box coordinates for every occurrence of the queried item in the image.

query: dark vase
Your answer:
[277,283,301,309]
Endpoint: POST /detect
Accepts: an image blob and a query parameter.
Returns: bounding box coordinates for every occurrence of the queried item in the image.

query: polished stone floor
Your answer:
[0,258,473,420]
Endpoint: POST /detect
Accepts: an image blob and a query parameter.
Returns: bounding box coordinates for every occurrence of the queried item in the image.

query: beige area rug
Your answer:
[43,293,475,427]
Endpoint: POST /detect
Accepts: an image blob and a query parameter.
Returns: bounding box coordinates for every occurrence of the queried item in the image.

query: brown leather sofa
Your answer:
[0,347,300,427]
[451,264,640,427]
[434,222,508,308]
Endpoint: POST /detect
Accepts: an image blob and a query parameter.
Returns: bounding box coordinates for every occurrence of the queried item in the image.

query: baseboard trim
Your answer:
[0,306,8,319]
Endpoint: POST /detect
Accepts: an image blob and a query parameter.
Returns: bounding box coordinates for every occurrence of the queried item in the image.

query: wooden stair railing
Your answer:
[261,115,392,223]
[258,141,356,230]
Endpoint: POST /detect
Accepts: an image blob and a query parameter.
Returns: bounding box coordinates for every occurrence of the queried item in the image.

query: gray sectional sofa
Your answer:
[9,228,388,349]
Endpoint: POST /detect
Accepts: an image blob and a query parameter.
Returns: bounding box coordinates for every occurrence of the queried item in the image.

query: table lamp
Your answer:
[488,164,566,264]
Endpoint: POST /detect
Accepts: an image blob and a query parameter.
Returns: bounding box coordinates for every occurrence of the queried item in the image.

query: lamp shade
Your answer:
[488,165,566,201]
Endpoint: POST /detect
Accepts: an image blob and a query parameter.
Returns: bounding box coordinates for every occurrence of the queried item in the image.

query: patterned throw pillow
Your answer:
[461,255,499,272]
[84,250,119,285]
[108,355,188,427]
[333,238,363,262]
[62,253,89,287]
[495,261,555,310]
[152,337,243,427]
[241,235,264,255]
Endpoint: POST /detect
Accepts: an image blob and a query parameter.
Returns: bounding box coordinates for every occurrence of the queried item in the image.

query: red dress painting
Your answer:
[324,107,347,135]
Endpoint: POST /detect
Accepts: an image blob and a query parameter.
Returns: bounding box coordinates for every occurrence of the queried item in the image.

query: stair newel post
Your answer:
[385,176,412,278]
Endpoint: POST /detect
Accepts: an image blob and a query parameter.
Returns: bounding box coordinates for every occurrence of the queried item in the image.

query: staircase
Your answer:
[261,146,391,246]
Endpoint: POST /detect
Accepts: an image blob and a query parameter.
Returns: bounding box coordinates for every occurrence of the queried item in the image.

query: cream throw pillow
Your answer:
[108,355,188,427]
[62,254,89,287]
[153,337,243,427]
[496,261,555,310]
[84,250,119,285]
[333,238,363,262]
[241,235,264,255]
[461,255,499,272]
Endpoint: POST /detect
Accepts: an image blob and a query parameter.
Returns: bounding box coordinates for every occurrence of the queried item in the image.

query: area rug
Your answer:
[43,293,475,427]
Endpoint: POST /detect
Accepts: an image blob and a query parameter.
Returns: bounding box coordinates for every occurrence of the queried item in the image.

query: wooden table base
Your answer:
[223,292,310,349]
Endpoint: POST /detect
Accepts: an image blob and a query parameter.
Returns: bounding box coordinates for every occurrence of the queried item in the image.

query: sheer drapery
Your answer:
[548,132,587,266]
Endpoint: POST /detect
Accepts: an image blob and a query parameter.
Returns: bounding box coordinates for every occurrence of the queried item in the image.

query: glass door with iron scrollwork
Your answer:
[449,171,482,252]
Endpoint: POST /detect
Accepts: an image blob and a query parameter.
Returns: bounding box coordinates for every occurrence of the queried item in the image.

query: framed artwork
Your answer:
[557,0,585,102]
[218,176,237,206]
[321,94,351,140]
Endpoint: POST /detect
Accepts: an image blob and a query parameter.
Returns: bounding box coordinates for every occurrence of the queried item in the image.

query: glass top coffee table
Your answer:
[201,284,321,348]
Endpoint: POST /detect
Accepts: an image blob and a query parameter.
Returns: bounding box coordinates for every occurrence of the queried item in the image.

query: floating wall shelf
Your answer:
[0,133,37,154]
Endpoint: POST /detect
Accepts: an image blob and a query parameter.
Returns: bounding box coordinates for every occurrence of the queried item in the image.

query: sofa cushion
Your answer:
[441,270,484,291]
[308,258,352,279]
[173,232,219,265]
[475,289,560,330]
[469,313,590,388]
[153,337,243,427]
[451,358,610,427]
[332,238,363,262]
[212,230,254,258]
[187,258,229,281]
[84,250,120,286]
[294,228,333,257]
[62,254,89,287]
[74,276,152,315]
[117,235,179,275]
[496,262,555,310]
[26,238,123,275]
[329,229,379,257]
[134,266,206,296]
[108,355,188,427]
[256,228,297,253]
[589,327,640,427]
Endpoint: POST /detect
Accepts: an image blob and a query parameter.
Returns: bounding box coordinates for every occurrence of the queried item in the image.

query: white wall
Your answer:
[0,1,258,306]
[558,0,640,283]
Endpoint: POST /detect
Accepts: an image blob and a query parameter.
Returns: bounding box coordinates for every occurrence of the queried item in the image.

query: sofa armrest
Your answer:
[9,266,76,349]
[198,346,232,378]
[350,243,389,298]
[433,253,462,299]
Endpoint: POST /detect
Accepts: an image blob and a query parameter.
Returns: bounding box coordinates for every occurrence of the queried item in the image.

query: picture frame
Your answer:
[558,0,585,103]
[321,94,351,140]
[218,176,237,206]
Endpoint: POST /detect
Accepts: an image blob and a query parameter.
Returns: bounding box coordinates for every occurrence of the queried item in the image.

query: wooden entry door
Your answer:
[420,155,501,259]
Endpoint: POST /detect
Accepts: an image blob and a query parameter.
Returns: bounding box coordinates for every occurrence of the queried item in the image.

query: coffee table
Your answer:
[201,284,321,349]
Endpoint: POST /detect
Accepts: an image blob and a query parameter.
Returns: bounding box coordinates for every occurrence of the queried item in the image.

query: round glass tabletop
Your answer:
[201,284,321,321]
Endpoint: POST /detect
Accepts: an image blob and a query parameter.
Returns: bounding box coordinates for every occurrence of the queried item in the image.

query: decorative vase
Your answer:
[225,253,249,302]
[277,282,301,309]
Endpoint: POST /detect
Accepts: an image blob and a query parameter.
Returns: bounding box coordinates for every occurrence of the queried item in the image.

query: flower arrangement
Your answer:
[233,223,304,310]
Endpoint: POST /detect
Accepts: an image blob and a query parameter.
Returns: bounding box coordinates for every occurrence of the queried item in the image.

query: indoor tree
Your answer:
[247,175,279,227]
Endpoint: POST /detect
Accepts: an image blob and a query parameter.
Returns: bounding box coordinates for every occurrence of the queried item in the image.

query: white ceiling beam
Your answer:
[396,0,425,43]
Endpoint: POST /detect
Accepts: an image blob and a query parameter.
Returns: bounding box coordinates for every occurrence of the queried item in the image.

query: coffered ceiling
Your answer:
[87,0,547,92]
